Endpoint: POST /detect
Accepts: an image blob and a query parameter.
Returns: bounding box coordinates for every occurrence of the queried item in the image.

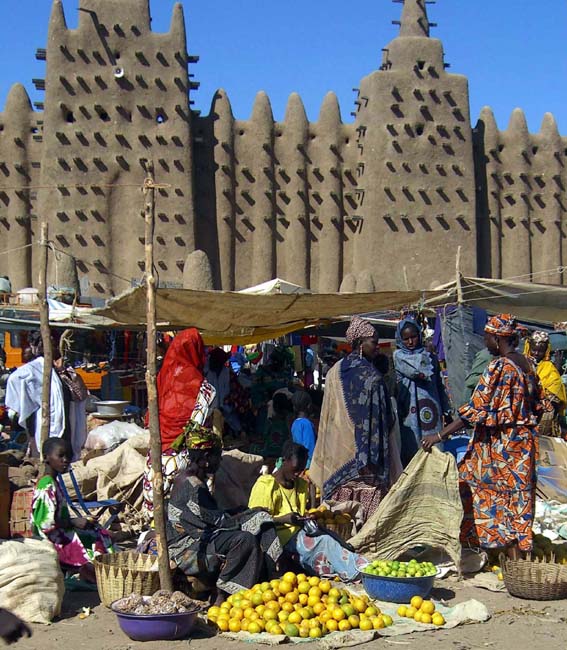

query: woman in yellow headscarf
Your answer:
[525,331,566,437]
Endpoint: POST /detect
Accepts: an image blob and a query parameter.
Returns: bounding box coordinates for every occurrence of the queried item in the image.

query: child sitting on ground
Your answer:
[31,437,114,582]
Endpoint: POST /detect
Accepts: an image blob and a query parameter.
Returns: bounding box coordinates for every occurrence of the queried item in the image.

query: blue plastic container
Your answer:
[443,434,470,464]
[361,572,435,604]
[112,599,201,641]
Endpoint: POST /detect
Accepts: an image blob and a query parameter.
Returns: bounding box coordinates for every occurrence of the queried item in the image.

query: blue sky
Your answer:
[1,0,566,132]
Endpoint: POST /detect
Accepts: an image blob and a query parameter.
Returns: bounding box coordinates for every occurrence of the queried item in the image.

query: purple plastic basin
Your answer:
[111,598,201,641]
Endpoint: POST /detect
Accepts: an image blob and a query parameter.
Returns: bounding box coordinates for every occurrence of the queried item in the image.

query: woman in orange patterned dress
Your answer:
[423,314,545,559]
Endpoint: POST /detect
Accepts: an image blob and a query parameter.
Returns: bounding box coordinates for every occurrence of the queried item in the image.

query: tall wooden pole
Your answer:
[38,221,53,460]
[143,162,173,591]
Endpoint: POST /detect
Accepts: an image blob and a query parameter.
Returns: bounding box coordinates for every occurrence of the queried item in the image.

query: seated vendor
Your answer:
[166,426,283,604]
[248,441,369,581]
[31,438,114,582]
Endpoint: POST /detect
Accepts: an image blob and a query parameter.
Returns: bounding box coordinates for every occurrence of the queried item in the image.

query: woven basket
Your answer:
[94,551,161,607]
[320,522,352,542]
[500,552,567,601]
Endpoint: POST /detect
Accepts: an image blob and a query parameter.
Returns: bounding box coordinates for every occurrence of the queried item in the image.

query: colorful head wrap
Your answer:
[530,330,550,346]
[484,313,518,337]
[396,317,423,351]
[185,423,222,451]
[346,316,376,345]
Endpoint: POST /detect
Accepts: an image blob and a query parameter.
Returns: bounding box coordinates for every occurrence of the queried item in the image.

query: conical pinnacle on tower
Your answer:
[399,0,430,37]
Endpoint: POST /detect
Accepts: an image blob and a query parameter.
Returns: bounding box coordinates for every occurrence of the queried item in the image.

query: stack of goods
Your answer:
[307,506,353,540]
[396,596,446,626]
[208,573,394,637]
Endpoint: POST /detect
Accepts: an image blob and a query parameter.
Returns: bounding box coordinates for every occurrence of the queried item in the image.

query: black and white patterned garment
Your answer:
[167,473,282,594]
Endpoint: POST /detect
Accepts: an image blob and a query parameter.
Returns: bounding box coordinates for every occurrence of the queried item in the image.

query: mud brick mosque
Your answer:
[1,0,566,298]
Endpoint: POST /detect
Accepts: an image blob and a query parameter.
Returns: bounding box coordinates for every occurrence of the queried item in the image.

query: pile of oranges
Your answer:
[207,572,394,638]
[397,596,446,626]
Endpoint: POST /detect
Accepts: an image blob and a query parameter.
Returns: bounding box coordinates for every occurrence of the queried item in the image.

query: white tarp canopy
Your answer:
[428,276,567,324]
[238,278,311,295]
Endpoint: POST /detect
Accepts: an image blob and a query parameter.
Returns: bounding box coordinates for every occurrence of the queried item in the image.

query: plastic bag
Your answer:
[84,421,146,450]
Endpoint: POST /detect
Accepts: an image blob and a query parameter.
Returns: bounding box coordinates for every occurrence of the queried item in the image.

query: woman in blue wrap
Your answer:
[394,317,451,466]
[310,316,393,522]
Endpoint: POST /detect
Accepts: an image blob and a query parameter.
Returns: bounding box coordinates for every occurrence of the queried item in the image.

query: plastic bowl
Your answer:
[111,598,201,641]
[361,571,435,604]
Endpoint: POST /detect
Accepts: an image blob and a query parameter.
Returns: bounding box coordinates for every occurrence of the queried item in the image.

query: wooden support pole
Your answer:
[143,162,173,591]
[455,245,463,304]
[38,221,53,460]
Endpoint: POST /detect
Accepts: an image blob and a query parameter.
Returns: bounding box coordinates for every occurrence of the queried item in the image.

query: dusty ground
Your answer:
[16,577,565,650]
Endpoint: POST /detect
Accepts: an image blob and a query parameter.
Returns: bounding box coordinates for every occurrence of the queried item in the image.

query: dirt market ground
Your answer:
[17,577,565,650]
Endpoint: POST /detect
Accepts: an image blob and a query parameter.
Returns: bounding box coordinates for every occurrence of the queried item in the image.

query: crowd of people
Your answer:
[3,309,562,602]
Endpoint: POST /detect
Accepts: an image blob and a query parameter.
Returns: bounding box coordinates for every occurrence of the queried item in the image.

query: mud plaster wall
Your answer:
[1,0,567,296]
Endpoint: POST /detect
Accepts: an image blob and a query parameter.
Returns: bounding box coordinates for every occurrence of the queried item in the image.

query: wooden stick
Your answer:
[455,245,463,304]
[38,221,53,460]
[143,161,173,591]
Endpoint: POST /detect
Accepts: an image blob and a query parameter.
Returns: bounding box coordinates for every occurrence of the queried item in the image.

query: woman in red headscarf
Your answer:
[143,328,216,520]
[422,314,546,558]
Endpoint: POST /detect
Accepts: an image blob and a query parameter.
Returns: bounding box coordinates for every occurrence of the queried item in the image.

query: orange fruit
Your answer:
[297,573,307,583]
[307,595,320,608]
[353,598,366,613]
[308,576,320,587]
[312,602,326,615]
[240,618,250,632]
[279,580,294,595]
[308,586,322,599]
[326,619,339,632]
[251,592,263,606]
[262,590,275,604]
[365,606,379,617]
[281,601,294,613]
[298,582,310,595]
[360,618,373,631]
[271,624,284,635]
[283,572,297,584]
[420,613,432,625]
[413,611,423,623]
[372,616,385,630]
[432,613,445,626]
[319,580,331,594]
[229,607,243,621]
[348,615,360,628]
[332,607,346,621]
[247,621,261,634]
[216,619,229,632]
[420,601,435,615]
[263,609,277,622]
[288,611,302,625]
[284,623,299,637]
[382,614,393,627]
[228,619,241,633]
[338,619,351,632]
[278,611,290,623]
[310,627,323,638]
[410,596,424,610]
[299,594,309,606]
[285,591,299,604]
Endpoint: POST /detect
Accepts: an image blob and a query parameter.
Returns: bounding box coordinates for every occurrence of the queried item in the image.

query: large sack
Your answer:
[350,448,463,568]
[214,449,264,510]
[65,432,149,514]
[0,538,64,624]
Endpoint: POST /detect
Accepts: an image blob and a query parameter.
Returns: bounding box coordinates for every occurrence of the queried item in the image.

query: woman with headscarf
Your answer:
[310,316,392,522]
[422,314,546,558]
[525,331,566,437]
[143,328,216,520]
[394,317,451,466]
[167,425,282,604]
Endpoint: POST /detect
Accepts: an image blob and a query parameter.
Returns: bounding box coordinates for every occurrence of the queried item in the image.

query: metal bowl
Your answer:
[96,400,129,416]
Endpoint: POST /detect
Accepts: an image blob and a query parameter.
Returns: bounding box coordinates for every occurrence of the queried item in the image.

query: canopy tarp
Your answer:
[95,286,429,345]
[238,278,311,295]
[427,276,567,324]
